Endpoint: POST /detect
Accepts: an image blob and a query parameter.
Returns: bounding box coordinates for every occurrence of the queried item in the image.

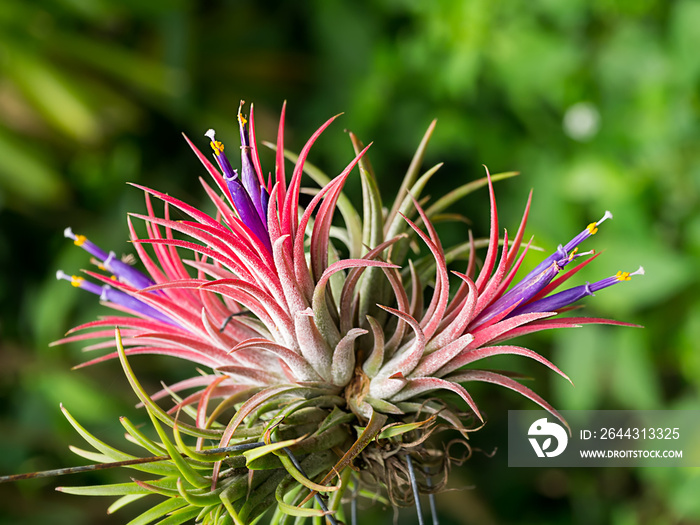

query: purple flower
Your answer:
[63,227,155,290]
[204,109,271,253]
[514,266,645,316]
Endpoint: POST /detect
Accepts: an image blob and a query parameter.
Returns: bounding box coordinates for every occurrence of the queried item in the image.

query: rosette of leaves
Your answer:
[54,102,640,523]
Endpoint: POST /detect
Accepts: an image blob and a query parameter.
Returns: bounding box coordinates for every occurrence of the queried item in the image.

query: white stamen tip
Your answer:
[56,270,69,281]
[64,227,75,239]
[204,129,216,141]
[632,266,645,276]
[598,210,613,225]
[99,285,112,302]
[104,251,117,267]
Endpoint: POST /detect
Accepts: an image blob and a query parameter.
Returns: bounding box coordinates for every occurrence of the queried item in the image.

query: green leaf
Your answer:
[365,396,403,415]
[58,480,166,497]
[385,162,444,241]
[377,416,434,440]
[67,446,112,464]
[148,413,210,489]
[304,409,387,502]
[275,451,339,494]
[60,404,133,462]
[121,416,168,456]
[356,140,384,251]
[243,437,301,466]
[126,497,188,525]
[107,494,146,514]
[175,478,224,507]
[172,423,246,465]
[220,484,246,525]
[154,504,202,525]
[315,406,355,436]
[275,480,326,518]
[114,329,222,439]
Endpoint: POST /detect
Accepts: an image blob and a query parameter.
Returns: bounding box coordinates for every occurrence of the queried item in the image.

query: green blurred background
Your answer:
[1,0,699,523]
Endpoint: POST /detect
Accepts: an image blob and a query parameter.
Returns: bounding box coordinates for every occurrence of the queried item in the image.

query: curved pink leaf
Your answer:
[389,377,483,422]
[437,344,571,382]
[474,168,499,293]
[449,370,567,430]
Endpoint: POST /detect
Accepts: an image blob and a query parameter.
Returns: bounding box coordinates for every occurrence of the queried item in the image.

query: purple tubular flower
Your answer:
[99,285,178,326]
[237,107,266,225]
[564,210,613,252]
[227,175,272,252]
[260,188,270,219]
[64,227,109,261]
[57,270,104,295]
[103,253,156,290]
[514,266,645,316]
[205,129,272,253]
[56,271,177,326]
[516,211,613,289]
[472,260,564,328]
[471,212,613,328]
[64,228,155,290]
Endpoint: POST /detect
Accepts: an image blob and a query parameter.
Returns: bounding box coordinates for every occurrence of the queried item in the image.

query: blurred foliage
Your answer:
[1,0,699,523]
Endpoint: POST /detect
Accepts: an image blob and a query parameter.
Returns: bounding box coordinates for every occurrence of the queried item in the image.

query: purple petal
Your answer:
[473,261,561,328]
[237,107,266,224]
[514,266,644,315]
[506,211,613,298]
[103,252,155,290]
[64,227,109,261]
[56,270,177,326]
[226,176,272,252]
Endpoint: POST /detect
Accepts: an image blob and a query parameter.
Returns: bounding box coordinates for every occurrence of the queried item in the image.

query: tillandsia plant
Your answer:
[49,101,643,524]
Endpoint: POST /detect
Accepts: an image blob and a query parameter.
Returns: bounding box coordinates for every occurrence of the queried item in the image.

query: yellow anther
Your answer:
[110,275,118,281]
[238,113,248,127]
[568,247,579,261]
[209,141,224,156]
[74,234,87,247]
[70,275,84,287]
[586,222,599,235]
[615,271,631,281]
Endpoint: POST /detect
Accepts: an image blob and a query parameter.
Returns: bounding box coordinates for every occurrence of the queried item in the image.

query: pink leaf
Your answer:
[505,190,532,270]
[274,101,288,204]
[427,274,477,351]
[400,212,449,341]
[389,377,483,422]
[282,114,341,240]
[410,333,474,378]
[468,311,556,348]
[474,168,499,293]
[449,370,567,431]
[230,338,320,381]
[331,328,367,386]
[437,344,571,383]
[310,143,372,281]
[375,306,425,380]
[494,316,641,343]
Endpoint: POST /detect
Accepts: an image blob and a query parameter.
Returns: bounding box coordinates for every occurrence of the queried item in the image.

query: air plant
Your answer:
[45,102,642,524]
